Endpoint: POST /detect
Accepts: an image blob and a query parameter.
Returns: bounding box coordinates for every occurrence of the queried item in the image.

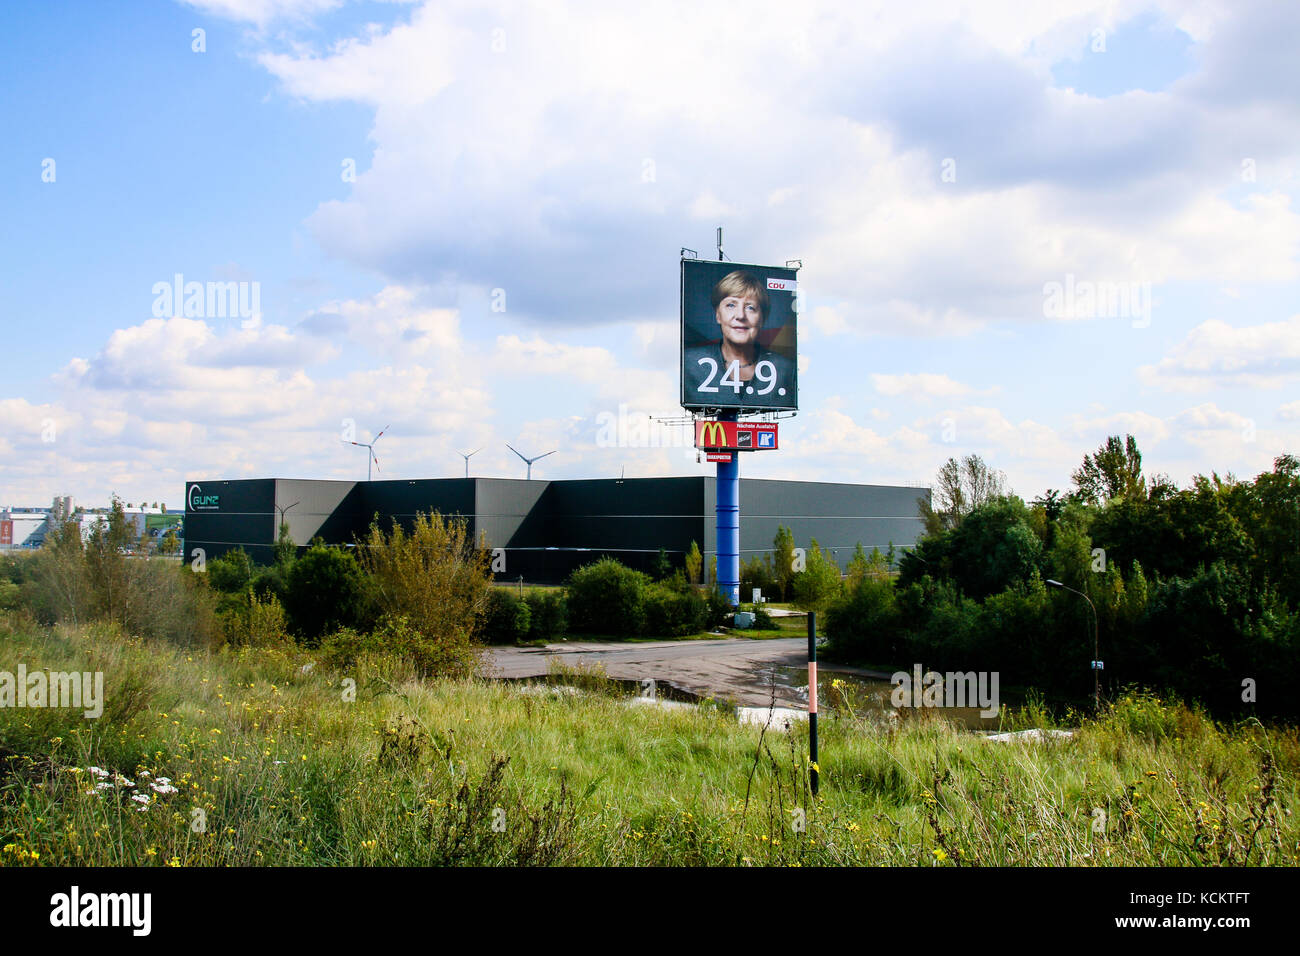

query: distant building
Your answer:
[0,496,182,552]
[183,476,930,583]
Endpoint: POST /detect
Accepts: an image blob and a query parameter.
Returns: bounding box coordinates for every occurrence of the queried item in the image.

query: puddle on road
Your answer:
[502,674,806,731]
[767,665,1013,731]
[503,665,1015,732]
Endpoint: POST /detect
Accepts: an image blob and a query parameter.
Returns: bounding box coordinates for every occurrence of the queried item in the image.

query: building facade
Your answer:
[183,476,930,582]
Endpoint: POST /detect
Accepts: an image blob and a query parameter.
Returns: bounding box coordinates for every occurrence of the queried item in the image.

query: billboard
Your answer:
[695,420,779,451]
[681,259,798,411]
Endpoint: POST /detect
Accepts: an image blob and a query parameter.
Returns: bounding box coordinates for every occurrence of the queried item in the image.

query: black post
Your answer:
[808,611,819,796]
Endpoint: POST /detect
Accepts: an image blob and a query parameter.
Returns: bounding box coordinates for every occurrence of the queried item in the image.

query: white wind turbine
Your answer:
[506,443,556,480]
[349,425,389,481]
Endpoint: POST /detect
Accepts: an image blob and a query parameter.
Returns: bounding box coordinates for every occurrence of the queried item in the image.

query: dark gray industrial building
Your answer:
[184,477,929,582]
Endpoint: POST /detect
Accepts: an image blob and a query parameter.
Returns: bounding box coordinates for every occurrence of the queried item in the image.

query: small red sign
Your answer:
[705,452,734,462]
[0,521,12,546]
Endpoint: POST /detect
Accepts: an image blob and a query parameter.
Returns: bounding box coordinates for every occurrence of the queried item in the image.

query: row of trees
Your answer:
[823,440,1300,720]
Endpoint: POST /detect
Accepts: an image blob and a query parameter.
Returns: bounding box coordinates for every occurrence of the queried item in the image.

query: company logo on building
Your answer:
[697,420,730,448]
[694,420,779,451]
[188,485,219,511]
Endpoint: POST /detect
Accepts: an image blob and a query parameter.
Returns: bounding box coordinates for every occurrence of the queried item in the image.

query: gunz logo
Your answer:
[188,484,219,511]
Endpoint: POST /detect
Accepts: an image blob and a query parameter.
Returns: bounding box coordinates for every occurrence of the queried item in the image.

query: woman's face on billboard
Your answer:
[715,294,763,347]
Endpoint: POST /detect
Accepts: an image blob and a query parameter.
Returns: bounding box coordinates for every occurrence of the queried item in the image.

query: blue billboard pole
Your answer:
[716,410,740,606]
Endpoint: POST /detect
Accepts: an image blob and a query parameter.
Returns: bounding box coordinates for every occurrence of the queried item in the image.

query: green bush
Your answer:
[824,574,900,662]
[223,591,292,647]
[525,590,567,641]
[322,614,484,679]
[791,541,843,614]
[644,580,706,637]
[704,587,732,630]
[565,558,649,637]
[482,589,532,644]
[207,547,254,593]
[282,542,369,644]
[740,554,777,602]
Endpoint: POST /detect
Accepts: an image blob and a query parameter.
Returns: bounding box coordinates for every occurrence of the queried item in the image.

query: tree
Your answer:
[921,454,1008,534]
[773,525,796,600]
[273,520,297,567]
[650,547,672,581]
[283,541,368,644]
[791,540,843,614]
[1072,434,1145,505]
[29,516,91,625]
[356,512,492,674]
[684,540,703,586]
[83,495,136,625]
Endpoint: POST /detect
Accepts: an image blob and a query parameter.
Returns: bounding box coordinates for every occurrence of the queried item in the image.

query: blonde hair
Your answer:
[710,271,769,323]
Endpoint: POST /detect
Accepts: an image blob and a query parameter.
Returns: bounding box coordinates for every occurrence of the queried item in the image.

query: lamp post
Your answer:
[1046,579,1101,712]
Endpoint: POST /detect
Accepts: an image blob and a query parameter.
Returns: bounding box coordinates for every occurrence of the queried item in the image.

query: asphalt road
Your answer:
[486,637,810,707]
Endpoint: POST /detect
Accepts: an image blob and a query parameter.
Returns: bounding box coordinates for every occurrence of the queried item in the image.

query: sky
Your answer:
[1,0,1297,509]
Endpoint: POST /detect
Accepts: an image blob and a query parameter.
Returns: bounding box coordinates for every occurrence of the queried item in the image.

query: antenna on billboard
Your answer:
[717,226,724,261]
[506,444,556,481]
[349,425,388,481]
[459,448,482,478]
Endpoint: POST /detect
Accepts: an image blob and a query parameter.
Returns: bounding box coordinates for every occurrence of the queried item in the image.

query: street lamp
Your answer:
[1046,579,1101,712]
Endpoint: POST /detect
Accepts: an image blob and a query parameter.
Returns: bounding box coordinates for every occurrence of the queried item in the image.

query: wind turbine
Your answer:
[459,448,482,478]
[506,443,556,480]
[349,425,389,481]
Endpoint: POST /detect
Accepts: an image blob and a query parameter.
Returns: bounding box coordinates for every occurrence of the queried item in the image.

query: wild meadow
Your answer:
[0,615,1294,867]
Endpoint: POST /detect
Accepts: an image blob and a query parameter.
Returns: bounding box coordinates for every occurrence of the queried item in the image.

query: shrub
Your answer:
[791,540,843,615]
[482,589,532,645]
[207,548,255,593]
[356,512,492,676]
[740,553,776,602]
[643,580,706,637]
[524,590,567,641]
[824,574,900,662]
[565,558,649,637]
[684,541,702,586]
[223,591,292,647]
[324,614,482,680]
[282,542,369,644]
[704,587,732,630]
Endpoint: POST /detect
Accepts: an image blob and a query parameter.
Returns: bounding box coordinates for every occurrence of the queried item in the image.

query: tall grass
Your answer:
[0,614,1294,866]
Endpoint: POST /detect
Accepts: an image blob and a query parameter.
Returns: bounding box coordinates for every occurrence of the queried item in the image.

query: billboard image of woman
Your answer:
[681,259,798,411]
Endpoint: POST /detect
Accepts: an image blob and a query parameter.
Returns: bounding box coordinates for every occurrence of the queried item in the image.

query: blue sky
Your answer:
[2,0,1297,508]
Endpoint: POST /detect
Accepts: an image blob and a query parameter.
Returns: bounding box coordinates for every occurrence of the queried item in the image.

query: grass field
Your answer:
[0,613,1295,867]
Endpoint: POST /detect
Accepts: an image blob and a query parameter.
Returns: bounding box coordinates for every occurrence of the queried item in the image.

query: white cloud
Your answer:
[1139,314,1300,390]
[232,0,1300,337]
[178,0,343,28]
[872,372,990,399]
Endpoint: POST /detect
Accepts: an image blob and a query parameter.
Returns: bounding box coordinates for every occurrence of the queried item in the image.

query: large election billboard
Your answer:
[680,259,798,411]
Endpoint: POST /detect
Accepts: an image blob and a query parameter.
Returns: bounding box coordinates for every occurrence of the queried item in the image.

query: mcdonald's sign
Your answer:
[695,420,779,451]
